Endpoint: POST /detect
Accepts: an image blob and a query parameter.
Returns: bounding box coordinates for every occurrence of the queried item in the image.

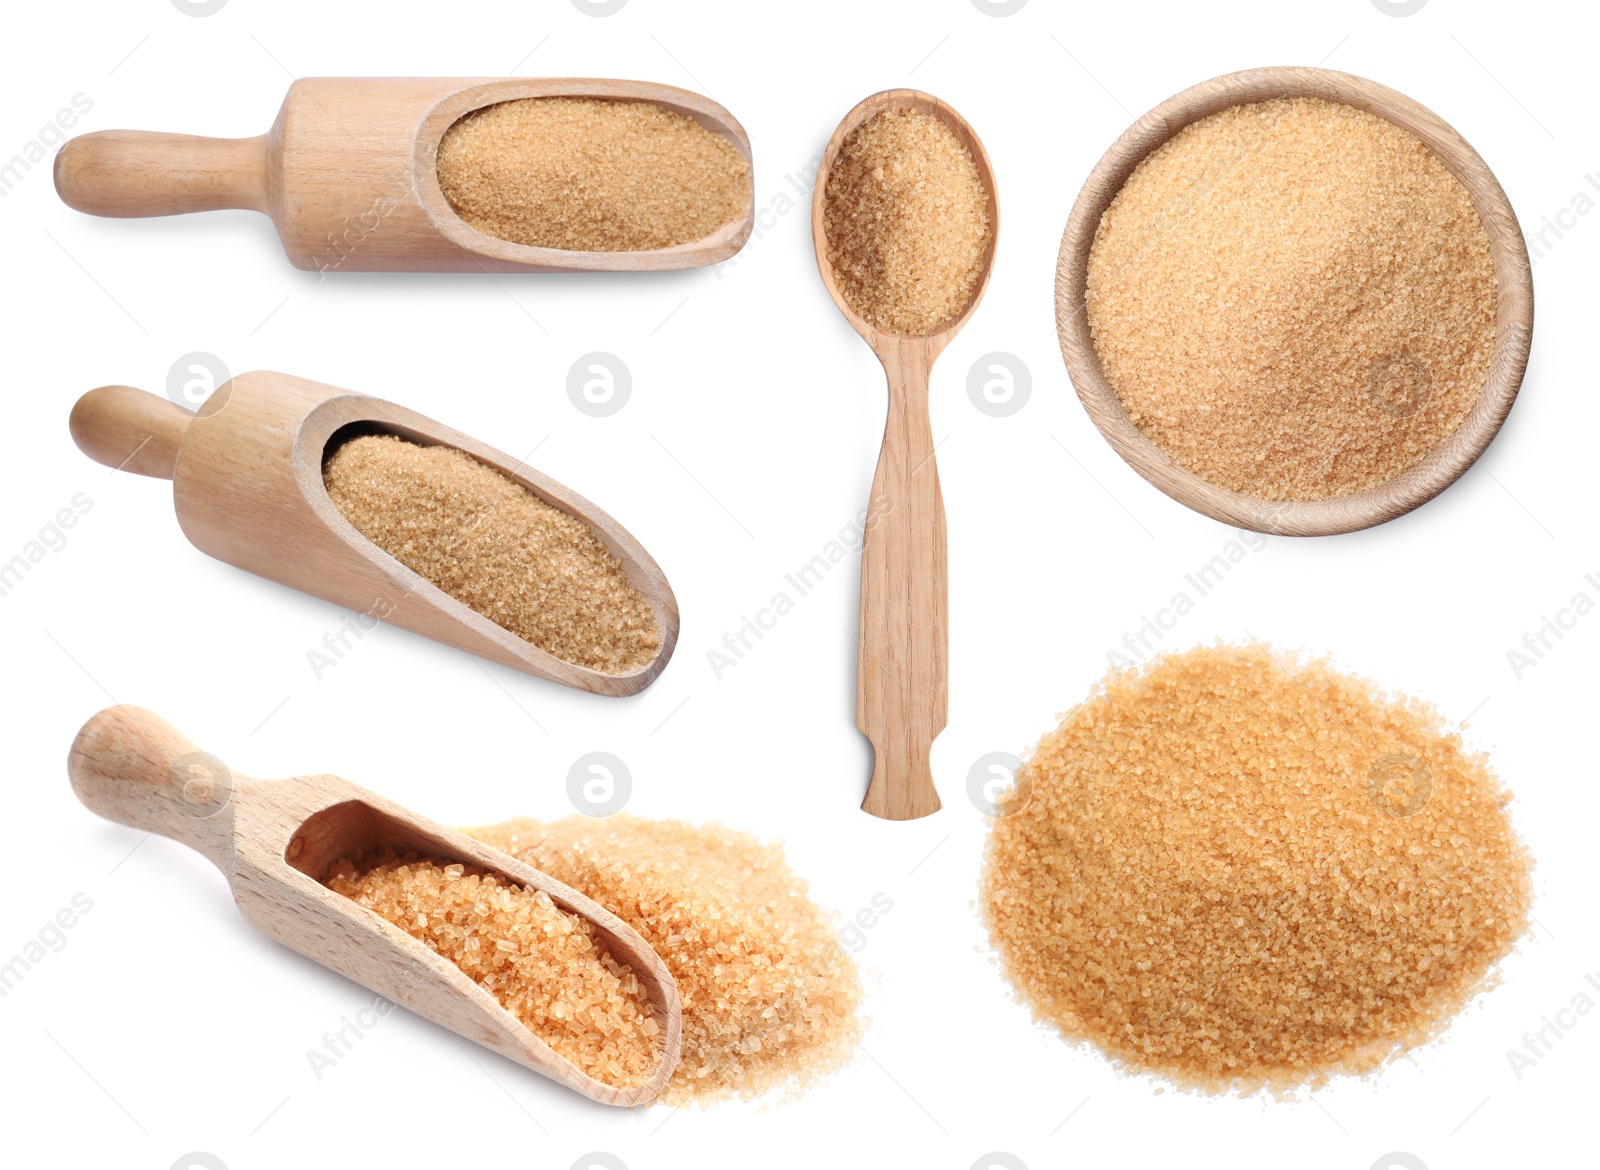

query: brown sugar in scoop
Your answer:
[436,97,752,252]
[328,853,659,1088]
[980,643,1533,1093]
[323,433,660,675]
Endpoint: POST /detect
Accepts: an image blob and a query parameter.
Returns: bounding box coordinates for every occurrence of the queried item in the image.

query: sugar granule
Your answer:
[981,643,1533,1094]
[1085,97,1498,501]
[323,433,660,675]
[327,853,659,1088]
[822,109,989,335]
[436,97,751,252]
[468,815,865,1106]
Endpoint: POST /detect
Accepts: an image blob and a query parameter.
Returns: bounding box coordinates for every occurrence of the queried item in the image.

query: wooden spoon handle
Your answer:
[857,346,947,820]
[55,130,270,217]
[70,385,194,479]
[68,706,238,872]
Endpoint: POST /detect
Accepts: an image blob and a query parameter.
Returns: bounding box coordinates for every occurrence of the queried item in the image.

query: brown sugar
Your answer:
[822,109,990,335]
[1085,97,1497,501]
[981,643,1533,1094]
[435,97,751,252]
[327,853,659,1088]
[468,815,865,1106]
[323,433,659,675]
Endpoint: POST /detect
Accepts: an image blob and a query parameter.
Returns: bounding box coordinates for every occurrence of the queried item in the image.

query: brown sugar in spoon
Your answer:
[67,705,683,1106]
[69,375,678,696]
[812,90,999,821]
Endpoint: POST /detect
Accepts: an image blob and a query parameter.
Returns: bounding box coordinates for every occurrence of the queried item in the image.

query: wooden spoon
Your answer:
[67,705,682,1106]
[70,375,678,696]
[812,90,999,821]
[54,77,753,273]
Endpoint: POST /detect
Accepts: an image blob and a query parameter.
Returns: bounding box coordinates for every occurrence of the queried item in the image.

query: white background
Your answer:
[1,1,1594,1167]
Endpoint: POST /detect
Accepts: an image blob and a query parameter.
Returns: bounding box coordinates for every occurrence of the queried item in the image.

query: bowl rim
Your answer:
[1054,65,1534,537]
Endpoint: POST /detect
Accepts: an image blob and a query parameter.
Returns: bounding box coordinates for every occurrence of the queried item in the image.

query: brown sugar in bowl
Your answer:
[1055,67,1534,536]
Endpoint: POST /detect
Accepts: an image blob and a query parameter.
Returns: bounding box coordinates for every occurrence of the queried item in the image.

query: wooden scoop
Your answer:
[68,705,682,1106]
[54,78,753,273]
[70,374,678,696]
[812,90,999,821]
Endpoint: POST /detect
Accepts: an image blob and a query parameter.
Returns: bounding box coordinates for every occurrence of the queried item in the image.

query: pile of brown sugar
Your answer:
[323,433,660,675]
[1085,97,1498,501]
[436,97,751,252]
[327,853,659,1088]
[822,108,990,335]
[981,643,1533,1094]
[469,815,864,1106]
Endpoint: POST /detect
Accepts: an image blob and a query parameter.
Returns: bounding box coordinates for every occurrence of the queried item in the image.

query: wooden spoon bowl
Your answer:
[812,89,999,820]
[1055,66,1534,536]
[55,77,753,273]
[70,375,678,695]
[68,705,682,1107]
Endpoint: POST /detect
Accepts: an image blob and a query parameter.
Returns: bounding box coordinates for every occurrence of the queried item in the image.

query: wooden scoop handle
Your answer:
[857,343,947,821]
[70,385,194,479]
[68,706,237,872]
[55,130,270,218]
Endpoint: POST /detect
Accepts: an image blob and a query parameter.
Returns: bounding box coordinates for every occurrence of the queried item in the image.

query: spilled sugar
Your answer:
[981,643,1533,1094]
[469,815,865,1106]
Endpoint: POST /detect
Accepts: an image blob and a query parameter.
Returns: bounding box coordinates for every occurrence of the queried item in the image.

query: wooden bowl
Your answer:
[1054,67,1534,536]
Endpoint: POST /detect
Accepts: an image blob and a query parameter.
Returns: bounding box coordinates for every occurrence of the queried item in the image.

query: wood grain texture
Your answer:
[812,89,999,820]
[1055,66,1534,537]
[69,385,190,478]
[70,374,678,696]
[67,706,682,1107]
[55,77,754,273]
